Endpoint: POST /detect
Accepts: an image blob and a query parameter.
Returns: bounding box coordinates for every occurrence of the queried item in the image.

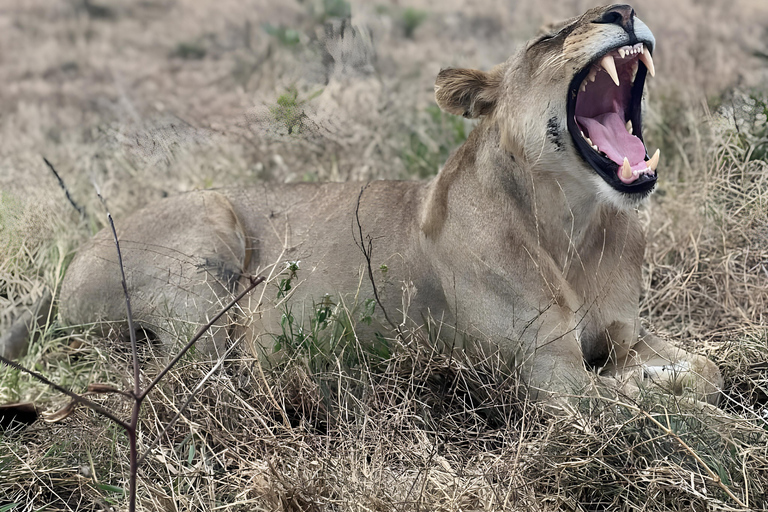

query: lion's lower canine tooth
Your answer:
[601,54,620,86]
[622,157,632,180]
[640,47,655,77]
[648,148,660,171]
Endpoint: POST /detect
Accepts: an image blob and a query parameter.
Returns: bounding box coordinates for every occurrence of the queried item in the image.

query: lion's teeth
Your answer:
[584,136,593,146]
[647,148,660,171]
[640,46,655,77]
[601,54,620,86]
[630,61,639,83]
[618,48,626,59]
[588,68,597,82]
[621,157,632,180]
[625,120,633,134]
[580,80,587,92]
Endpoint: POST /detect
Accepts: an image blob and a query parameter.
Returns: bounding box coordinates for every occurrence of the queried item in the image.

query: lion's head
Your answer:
[435,4,658,209]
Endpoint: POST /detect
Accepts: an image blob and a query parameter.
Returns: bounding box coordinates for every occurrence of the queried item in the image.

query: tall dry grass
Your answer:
[1,0,767,510]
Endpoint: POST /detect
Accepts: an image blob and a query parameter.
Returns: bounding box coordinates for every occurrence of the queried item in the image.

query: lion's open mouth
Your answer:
[567,42,658,194]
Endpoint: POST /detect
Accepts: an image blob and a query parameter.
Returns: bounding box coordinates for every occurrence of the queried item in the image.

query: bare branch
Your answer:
[353,184,401,335]
[0,353,130,430]
[138,275,265,400]
[137,337,243,466]
[43,157,86,218]
[95,192,141,398]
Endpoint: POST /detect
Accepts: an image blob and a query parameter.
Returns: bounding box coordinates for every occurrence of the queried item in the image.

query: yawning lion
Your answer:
[60,4,722,405]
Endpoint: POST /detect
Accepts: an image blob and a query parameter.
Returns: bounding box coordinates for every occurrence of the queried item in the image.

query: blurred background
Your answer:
[1,0,766,206]
[1,1,767,509]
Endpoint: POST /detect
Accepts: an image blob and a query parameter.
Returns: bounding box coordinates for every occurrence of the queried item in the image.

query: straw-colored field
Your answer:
[1,0,767,510]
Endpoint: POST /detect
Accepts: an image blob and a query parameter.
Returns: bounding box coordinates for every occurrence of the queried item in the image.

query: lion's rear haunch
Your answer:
[59,191,248,354]
[60,4,722,406]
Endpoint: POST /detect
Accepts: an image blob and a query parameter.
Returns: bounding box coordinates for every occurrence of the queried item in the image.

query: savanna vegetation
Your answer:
[1,0,767,510]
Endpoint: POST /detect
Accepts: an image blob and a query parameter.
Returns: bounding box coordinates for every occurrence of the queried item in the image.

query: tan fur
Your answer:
[60,5,721,405]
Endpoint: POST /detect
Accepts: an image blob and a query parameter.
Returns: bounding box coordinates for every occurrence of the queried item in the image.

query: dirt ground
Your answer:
[1,0,768,510]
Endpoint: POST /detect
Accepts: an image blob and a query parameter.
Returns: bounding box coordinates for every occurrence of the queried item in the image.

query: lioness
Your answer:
[60,4,721,405]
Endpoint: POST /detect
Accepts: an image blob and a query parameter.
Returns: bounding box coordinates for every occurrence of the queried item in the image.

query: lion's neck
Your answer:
[473,121,606,264]
[422,120,612,272]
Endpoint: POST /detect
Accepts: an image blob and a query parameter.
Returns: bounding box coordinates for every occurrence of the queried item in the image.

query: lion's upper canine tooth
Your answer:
[640,46,655,77]
[621,157,632,180]
[648,148,660,171]
[601,54,620,86]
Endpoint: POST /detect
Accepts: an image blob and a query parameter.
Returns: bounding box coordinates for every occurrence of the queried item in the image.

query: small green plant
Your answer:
[401,8,427,38]
[171,41,206,60]
[82,0,115,20]
[733,93,768,162]
[313,0,351,21]
[270,88,303,136]
[359,298,376,326]
[277,260,301,299]
[402,104,471,178]
[268,87,322,136]
[271,261,390,368]
[262,23,301,47]
[269,86,322,135]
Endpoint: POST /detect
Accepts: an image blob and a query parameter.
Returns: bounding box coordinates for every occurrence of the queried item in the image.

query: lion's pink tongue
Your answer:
[577,112,646,169]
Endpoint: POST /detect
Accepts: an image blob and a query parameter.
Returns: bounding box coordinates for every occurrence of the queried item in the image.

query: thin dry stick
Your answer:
[353,184,401,336]
[138,276,265,400]
[43,157,86,218]
[0,354,129,430]
[95,191,144,511]
[137,336,243,466]
[120,274,264,510]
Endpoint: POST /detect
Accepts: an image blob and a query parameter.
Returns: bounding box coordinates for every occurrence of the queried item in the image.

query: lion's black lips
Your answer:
[567,44,657,196]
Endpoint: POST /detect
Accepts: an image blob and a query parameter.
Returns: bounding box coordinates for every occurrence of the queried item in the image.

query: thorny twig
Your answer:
[137,335,244,466]
[353,183,402,337]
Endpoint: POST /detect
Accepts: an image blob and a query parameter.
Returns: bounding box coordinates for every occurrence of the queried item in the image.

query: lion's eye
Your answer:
[530,34,555,46]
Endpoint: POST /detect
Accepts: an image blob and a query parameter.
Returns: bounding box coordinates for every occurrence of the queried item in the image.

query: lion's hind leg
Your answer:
[59,190,249,358]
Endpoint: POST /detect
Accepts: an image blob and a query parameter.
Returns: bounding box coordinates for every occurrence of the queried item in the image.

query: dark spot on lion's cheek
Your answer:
[547,116,563,151]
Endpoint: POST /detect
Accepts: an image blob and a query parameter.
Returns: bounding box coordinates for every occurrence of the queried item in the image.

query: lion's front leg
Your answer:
[514,307,596,403]
[601,326,722,405]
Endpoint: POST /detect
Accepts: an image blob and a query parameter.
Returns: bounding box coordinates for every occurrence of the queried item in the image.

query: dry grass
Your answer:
[1,0,768,510]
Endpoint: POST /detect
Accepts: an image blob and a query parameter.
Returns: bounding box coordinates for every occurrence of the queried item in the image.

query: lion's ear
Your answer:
[434,67,501,118]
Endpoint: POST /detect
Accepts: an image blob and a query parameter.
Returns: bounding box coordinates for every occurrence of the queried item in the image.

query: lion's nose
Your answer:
[599,5,635,34]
